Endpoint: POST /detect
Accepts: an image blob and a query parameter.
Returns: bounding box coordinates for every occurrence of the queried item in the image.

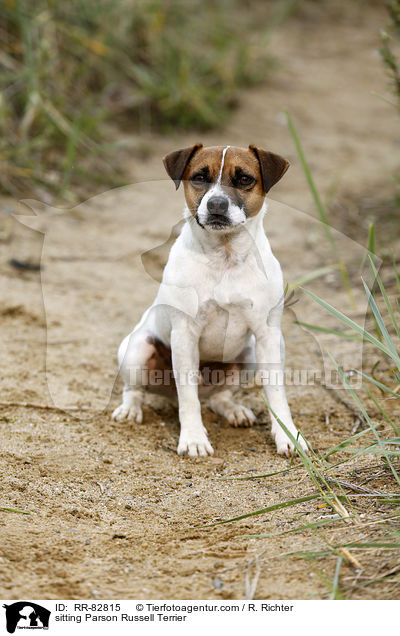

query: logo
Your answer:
[3,603,50,634]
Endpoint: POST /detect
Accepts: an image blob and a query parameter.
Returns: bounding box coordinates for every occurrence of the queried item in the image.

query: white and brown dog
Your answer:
[112,144,307,457]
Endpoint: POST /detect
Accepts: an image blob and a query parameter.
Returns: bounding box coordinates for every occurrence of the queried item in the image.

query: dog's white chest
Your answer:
[197,299,250,361]
[195,261,260,361]
[211,267,254,308]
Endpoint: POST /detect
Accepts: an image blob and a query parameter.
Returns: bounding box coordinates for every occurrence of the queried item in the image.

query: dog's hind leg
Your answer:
[112,331,150,423]
[208,389,256,427]
[207,337,257,427]
[112,386,144,423]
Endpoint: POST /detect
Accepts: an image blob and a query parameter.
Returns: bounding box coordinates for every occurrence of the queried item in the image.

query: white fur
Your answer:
[112,170,307,458]
[217,145,231,183]
[195,145,247,230]
[196,183,247,228]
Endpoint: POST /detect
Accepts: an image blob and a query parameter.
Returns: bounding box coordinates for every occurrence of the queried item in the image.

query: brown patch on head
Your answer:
[181,146,227,216]
[219,146,266,218]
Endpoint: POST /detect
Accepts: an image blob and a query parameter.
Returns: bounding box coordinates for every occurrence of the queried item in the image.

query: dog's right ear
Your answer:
[163,143,203,189]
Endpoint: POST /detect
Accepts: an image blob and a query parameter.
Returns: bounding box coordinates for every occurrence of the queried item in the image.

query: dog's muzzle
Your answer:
[205,195,231,228]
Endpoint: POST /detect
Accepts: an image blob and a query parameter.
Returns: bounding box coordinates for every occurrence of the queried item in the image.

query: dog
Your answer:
[112,144,307,457]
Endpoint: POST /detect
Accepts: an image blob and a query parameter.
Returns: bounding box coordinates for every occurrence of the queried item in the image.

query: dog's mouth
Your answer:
[203,213,232,230]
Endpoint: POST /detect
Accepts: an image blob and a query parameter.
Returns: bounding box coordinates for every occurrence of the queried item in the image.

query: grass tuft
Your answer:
[285,110,354,301]
[0,0,273,198]
[206,131,400,598]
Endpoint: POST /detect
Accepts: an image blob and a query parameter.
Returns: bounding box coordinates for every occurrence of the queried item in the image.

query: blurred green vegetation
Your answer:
[380,0,400,103]
[380,0,400,199]
[0,0,281,199]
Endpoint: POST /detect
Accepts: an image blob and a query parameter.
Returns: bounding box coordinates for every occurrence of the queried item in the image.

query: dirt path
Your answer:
[0,4,399,600]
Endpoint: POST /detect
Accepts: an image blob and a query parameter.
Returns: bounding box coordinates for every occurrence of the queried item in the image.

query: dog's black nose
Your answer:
[207,196,229,215]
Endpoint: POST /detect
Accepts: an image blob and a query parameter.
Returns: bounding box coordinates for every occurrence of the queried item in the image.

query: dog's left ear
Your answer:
[163,143,203,190]
[249,145,290,193]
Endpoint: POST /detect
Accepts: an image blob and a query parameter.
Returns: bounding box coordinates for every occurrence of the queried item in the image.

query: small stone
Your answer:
[211,577,224,590]
[209,458,224,467]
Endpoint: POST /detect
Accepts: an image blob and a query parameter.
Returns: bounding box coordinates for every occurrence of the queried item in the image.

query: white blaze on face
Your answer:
[196,145,247,229]
[217,145,231,184]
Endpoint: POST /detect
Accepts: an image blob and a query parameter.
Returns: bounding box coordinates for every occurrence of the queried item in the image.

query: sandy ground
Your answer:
[0,3,399,599]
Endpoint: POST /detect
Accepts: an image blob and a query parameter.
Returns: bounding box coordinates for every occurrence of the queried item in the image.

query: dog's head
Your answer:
[163,144,289,232]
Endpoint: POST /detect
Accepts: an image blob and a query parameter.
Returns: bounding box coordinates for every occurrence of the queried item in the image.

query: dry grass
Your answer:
[0,0,278,199]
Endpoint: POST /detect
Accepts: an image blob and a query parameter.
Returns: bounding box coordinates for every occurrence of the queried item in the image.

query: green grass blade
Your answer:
[344,541,400,550]
[244,516,350,539]
[198,493,321,527]
[329,354,400,487]
[286,111,353,300]
[324,445,378,472]
[368,223,375,255]
[1,506,30,514]
[288,265,338,291]
[367,256,400,340]
[393,255,400,294]
[362,278,400,372]
[361,223,376,275]
[281,548,332,559]
[330,556,344,600]
[286,111,336,251]
[365,387,400,436]
[321,425,381,460]
[219,463,303,480]
[355,369,400,399]
[294,320,364,341]
[265,401,353,516]
[302,287,395,359]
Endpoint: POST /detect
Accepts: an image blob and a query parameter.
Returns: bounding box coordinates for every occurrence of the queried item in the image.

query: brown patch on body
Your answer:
[144,335,251,398]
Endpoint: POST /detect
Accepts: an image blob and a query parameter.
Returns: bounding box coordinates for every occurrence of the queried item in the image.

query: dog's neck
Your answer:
[183,201,268,263]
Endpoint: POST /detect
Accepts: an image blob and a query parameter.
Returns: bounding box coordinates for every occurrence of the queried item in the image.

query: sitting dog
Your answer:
[112,144,307,457]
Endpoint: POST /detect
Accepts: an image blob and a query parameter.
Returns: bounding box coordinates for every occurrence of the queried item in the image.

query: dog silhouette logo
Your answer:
[3,602,50,633]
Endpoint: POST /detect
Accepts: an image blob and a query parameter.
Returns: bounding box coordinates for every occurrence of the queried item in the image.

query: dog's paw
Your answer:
[112,403,143,424]
[225,404,256,428]
[275,431,308,457]
[177,431,214,457]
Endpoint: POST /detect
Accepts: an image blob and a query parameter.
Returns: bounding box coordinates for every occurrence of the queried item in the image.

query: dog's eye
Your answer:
[191,173,206,183]
[238,174,254,186]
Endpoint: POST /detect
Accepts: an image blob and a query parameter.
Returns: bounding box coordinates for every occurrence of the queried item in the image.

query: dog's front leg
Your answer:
[170,325,213,457]
[255,325,307,456]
